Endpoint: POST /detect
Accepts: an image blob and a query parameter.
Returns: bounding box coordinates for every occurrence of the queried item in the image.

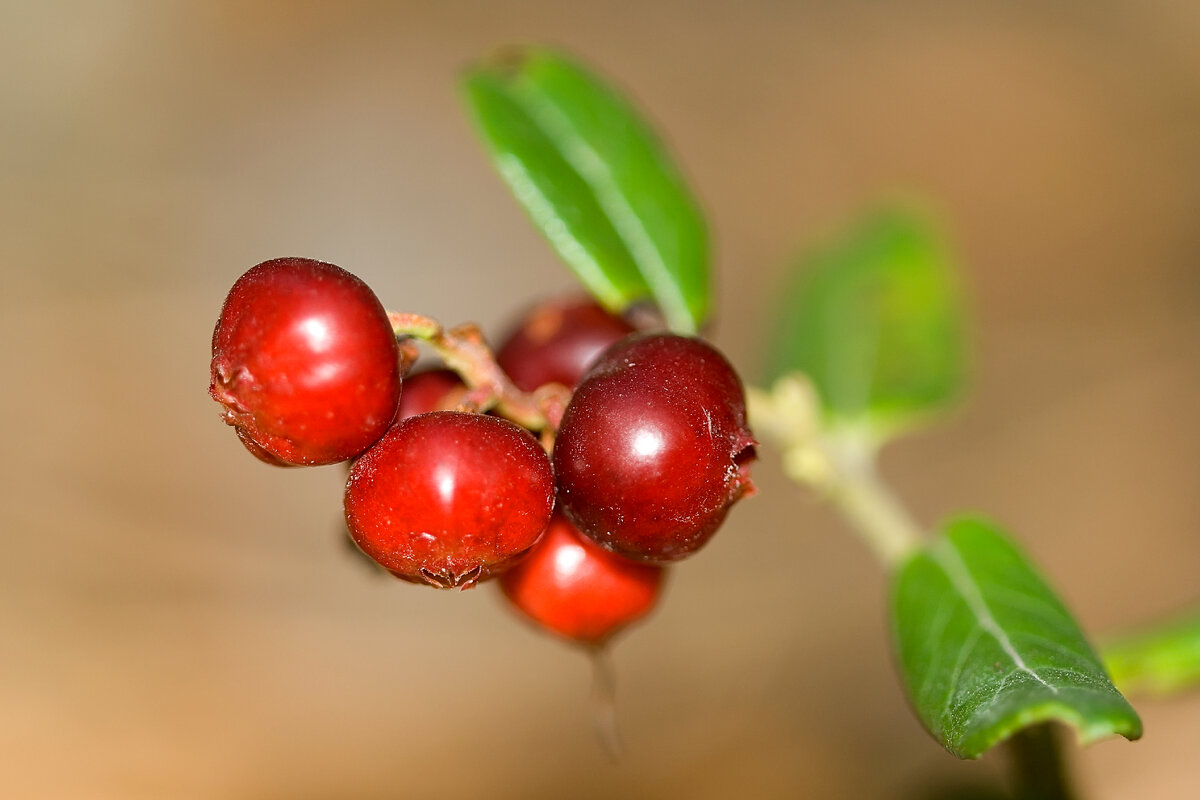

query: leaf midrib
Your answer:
[930,537,1059,698]
[512,82,695,334]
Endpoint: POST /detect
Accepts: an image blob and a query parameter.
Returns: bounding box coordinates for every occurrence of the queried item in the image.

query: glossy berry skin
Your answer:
[499,514,664,645]
[345,411,554,589]
[395,368,466,421]
[496,297,635,391]
[210,257,401,466]
[339,368,467,570]
[553,334,756,563]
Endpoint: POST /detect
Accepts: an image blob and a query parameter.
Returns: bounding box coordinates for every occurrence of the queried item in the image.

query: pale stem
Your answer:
[387,311,570,434]
[588,646,623,763]
[753,381,1073,796]
[748,382,924,568]
[819,433,923,567]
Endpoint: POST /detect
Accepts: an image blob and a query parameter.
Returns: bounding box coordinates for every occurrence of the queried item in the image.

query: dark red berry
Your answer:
[345,411,554,589]
[395,368,466,421]
[496,297,635,391]
[499,514,665,645]
[210,257,401,466]
[552,334,756,563]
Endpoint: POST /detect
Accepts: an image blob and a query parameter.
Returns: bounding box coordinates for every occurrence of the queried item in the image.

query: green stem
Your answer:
[1006,725,1076,800]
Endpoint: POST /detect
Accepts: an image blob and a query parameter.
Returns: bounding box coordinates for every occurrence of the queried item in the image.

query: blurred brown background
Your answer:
[2,1,1198,798]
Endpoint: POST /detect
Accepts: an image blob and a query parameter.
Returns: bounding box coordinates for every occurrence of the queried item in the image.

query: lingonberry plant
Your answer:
[209,46,1200,797]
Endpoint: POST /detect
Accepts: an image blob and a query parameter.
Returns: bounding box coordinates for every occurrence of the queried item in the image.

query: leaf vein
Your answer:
[518,87,695,332]
[931,538,1059,696]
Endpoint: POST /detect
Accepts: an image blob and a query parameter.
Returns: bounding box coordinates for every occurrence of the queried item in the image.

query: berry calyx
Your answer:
[345,411,554,589]
[210,257,401,466]
[553,334,757,563]
[499,514,665,645]
[496,297,635,391]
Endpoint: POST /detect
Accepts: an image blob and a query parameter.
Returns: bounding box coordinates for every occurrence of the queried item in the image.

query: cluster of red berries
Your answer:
[210,257,756,645]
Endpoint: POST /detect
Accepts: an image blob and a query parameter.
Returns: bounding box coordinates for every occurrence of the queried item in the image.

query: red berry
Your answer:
[499,514,664,645]
[395,368,466,421]
[338,369,470,575]
[552,334,756,563]
[210,257,401,466]
[233,427,294,467]
[345,411,554,589]
[496,297,635,391]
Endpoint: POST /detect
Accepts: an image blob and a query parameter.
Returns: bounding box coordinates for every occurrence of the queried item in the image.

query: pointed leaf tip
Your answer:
[891,517,1141,758]
[461,47,709,334]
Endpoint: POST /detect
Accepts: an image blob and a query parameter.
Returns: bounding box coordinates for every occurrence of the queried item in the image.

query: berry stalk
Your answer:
[387,311,571,434]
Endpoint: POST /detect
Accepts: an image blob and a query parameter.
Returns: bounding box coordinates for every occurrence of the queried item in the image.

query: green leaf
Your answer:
[461,48,709,334]
[891,517,1141,759]
[1104,610,1200,697]
[765,208,965,437]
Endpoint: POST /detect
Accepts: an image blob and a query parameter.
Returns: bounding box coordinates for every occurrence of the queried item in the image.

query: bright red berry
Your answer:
[345,411,554,589]
[210,257,401,466]
[552,334,757,563]
[395,368,466,421]
[232,427,293,467]
[496,297,635,391]
[338,369,469,574]
[499,514,665,645]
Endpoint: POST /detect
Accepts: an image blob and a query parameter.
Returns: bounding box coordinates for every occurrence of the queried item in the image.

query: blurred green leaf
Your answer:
[1104,610,1200,697]
[891,517,1141,759]
[766,208,965,437]
[462,48,709,334]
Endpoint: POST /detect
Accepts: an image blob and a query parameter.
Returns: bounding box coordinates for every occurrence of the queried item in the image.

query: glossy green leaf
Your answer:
[1104,610,1200,697]
[765,208,965,436]
[891,517,1141,759]
[462,48,709,334]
